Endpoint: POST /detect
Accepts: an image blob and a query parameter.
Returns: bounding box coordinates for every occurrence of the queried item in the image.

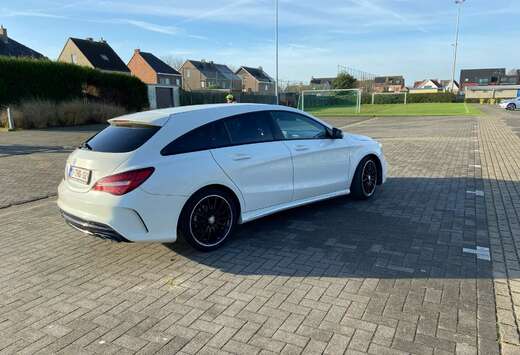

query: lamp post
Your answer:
[450,0,465,93]
[275,0,279,104]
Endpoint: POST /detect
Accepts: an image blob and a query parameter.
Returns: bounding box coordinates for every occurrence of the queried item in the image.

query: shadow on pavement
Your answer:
[164,176,496,279]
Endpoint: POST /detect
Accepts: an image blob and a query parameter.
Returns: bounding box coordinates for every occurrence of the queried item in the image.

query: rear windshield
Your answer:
[84,125,160,153]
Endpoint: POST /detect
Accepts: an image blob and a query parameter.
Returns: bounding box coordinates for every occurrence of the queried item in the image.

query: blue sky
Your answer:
[2,0,519,85]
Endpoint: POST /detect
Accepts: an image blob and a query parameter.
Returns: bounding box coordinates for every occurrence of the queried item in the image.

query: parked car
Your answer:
[499,97,520,110]
[58,104,387,251]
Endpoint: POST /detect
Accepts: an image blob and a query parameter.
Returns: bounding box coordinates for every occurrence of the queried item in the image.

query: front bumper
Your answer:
[58,179,186,242]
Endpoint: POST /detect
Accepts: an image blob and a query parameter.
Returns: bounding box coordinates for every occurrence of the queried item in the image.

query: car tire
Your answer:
[507,103,516,111]
[178,188,238,251]
[350,156,378,200]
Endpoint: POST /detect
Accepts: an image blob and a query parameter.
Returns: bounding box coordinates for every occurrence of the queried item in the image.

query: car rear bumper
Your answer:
[58,179,185,242]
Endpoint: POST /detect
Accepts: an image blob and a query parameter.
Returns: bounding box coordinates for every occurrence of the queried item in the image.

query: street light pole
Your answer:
[275,0,279,104]
[450,0,464,93]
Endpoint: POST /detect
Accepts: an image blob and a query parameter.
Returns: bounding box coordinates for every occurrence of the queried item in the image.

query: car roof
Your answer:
[108,103,301,127]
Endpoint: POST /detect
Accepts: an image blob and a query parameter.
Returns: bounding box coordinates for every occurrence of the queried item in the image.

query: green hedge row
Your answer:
[0,57,148,111]
[361,92,457,104]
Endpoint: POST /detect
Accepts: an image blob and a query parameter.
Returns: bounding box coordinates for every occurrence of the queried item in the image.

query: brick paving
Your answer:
[0,108,519,354]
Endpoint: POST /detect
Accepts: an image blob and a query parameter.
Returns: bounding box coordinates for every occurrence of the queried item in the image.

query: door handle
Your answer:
[232,153,252,161]
[294,145,309,151]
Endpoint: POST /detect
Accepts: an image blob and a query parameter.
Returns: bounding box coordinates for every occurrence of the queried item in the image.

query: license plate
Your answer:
[68,166,91,184]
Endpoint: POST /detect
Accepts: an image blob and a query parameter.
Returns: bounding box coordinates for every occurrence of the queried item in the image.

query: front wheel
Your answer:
[351,157,378,200]
[507,103,516,111]
[178,188,237,251]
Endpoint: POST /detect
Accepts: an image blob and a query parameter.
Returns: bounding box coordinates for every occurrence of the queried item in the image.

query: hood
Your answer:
[346,133,374,142]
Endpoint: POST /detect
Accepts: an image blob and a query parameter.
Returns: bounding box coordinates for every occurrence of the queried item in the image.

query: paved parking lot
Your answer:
[1,107,520,354]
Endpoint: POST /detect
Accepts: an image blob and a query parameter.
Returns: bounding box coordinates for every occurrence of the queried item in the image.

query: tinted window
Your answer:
[161,121,230,156]
[85,125,160,153]
[223,112,274,145]
[271,111,327,140]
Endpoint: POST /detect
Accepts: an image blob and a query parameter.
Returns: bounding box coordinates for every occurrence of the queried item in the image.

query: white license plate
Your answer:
[68,166,91,184]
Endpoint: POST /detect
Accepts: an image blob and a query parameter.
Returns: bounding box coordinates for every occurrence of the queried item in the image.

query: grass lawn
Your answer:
[307,103,481,117]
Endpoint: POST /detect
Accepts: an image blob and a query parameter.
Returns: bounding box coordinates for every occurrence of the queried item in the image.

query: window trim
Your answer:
[160,110,333,157]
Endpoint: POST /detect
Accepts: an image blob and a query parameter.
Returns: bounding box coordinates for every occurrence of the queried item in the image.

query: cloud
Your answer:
[2,9,67,19]
[115,19,180,35]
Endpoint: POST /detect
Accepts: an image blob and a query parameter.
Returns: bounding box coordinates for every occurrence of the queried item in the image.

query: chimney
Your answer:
[86,37,93,41]
[134,48,140,54]
[0,26,7,44]
[258,66,263,71]
[99,37,107,44]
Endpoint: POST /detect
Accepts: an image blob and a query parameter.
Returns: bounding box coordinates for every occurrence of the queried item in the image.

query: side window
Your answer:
[223,112,275,145]
[161,121,230,156]
[270,111,327,140]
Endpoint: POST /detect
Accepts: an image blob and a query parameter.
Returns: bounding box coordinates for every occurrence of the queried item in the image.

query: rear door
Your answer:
[65,124,160,193]
[210,111,293,212]
[270,111,350,201]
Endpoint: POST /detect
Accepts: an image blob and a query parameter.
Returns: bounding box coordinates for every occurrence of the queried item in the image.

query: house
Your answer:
[409,79,442,94]
[440,80,460,93]
[128,49,182,109]
[459,68,505,90]
[235,66,275,93]
[373,76,405,93]
[180,60,242,91]
[499,73,520,85]
[58,37,129,74]
[0,26,45,59]
[309,77,336,90]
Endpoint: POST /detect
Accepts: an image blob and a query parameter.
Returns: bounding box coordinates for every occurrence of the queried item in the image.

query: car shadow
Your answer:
[164,176,498,280]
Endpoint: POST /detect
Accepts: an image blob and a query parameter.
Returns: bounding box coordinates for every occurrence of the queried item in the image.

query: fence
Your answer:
[179,90,299,108]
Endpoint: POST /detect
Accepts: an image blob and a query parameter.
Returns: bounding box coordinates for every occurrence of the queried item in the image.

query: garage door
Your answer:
[156,87,174,108]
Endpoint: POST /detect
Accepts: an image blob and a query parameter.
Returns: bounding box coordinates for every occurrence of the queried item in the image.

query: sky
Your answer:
[1,0,519,85]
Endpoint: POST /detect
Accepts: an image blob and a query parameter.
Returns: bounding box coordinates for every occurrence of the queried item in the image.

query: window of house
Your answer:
[201,81,206,88]
[175,78,180,86]
[186,69,191,78]
[71,53,77,64]
[100,54,109,61]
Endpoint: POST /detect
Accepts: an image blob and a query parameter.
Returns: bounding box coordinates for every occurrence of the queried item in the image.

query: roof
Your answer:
[187,60,241,81]
[138,51,180,75]
[108,103,321,128]
[238,66,273,82]
[310,77,335,85]
[0,36,45,59]
[374,76,404,84]
[69,38,129,72]
[440,80,459,87]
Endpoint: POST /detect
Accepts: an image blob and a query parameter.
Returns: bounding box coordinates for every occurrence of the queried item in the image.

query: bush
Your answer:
[361,92,457,104]
[0,57,148,111]
[1,99,126,129]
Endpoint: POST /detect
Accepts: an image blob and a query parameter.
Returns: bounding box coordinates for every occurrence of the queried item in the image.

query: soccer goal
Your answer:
[371,92,407,105]
[299,89,361,115]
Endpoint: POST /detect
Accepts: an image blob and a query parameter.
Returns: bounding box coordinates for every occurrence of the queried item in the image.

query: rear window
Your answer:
[84,125,160,153]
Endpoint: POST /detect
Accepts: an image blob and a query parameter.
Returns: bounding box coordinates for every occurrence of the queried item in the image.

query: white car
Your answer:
[499,97,520,110]
[58,104,386,251]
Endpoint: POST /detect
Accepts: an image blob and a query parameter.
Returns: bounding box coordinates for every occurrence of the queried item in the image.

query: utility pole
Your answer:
[451,0,465,93]
[275,0,279,104]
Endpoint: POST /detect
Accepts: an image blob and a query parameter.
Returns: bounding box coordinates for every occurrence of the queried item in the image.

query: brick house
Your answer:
[0,26,46,59]
[309,77,336,90]
[127,49,182,109]
[373,76,405,93]
[58,37,129,74]
[235,66,275,93]
[180,60,242,91]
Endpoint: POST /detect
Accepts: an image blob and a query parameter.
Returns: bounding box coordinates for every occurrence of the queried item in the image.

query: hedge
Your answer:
[0,57,148,111]
[361,92,457,104]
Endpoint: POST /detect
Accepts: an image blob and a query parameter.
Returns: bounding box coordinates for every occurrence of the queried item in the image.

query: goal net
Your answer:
[371,92,407,105]
[299,89,361,115]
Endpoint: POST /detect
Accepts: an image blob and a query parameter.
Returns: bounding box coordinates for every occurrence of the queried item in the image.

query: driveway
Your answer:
[1,108,519,354]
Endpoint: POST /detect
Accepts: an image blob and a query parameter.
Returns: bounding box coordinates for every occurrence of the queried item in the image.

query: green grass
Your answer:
[307,103,481,117]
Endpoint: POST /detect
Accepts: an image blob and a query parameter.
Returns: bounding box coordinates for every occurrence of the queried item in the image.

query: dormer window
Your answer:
[100,54,109,61]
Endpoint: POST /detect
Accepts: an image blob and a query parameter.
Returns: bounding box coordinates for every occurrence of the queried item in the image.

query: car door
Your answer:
[210,111,293,212]
[270,110,350,201]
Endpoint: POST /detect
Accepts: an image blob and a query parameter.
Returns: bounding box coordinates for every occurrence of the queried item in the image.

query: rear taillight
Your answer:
[92,167,154,195]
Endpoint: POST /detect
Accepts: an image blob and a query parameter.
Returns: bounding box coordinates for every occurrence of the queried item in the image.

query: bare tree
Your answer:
[507,68,519,75]
[161,55,185,70]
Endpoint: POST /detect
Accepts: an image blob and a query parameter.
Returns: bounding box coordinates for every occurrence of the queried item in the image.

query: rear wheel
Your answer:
[351,157,378,200]
[507,103,516,111]
[178,188,237,251]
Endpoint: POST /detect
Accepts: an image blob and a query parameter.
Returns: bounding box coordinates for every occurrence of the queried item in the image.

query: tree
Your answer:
[160,55,185,70]
[332,73,357,89]
[508,68,519,76]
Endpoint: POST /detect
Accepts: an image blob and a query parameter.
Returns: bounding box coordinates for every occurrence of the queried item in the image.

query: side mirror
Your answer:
[331,127,343,139]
